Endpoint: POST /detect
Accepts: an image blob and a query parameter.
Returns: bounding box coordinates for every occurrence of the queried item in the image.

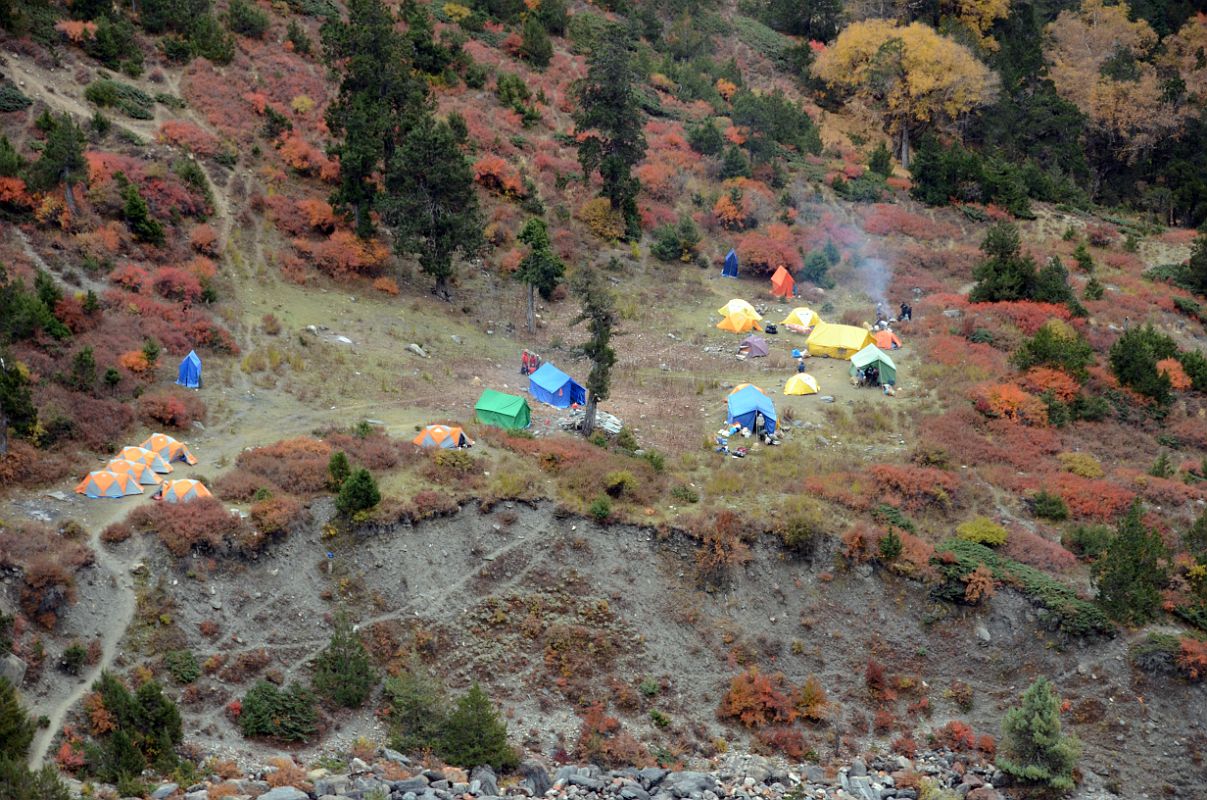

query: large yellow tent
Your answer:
[782,307,821,329]
[806,323,875,359]
[717,314,762,333]
[784,373,820,395]
[718,299,760,319]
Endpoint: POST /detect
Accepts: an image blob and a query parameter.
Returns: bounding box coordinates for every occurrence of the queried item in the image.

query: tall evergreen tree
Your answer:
[1187,230,1207,297]
[26,114,87,214]
[573,25,647,240]
[571,267,617,439]
[969,222,1038,303]
[1093,500,1167,625]
[380,114,482,298]
[515,219,565,334]
[439,683,517,770]
[322,0,427,237]
[997,677,1081,792]
[312,613,377,708]
[520,13,552,68]
[761,0,842,41]
[384,654,447,753]
[0,348,35,458]
[0,677,34,761]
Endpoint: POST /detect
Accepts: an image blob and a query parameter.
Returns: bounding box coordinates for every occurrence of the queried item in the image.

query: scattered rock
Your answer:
[382,748,410,765]
[520,762,551,796]
[257,788,308,800]
[0,653,27,686]
[975,624,991,643]
[408,343,429,358]
[150,783,178,800]
[471,766,499,797]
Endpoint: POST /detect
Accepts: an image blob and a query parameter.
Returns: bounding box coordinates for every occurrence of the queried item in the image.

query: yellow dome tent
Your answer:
[728,383,768,396]
[717,299,760,319]
[784,373,820,395]
[806,322,875,359]
[782,307,821,329]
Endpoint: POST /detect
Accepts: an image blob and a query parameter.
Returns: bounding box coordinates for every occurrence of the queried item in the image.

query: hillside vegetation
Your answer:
[1,0,1206,798]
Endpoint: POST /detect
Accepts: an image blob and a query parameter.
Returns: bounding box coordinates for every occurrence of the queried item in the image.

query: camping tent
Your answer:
[722,249,739,278]
[528,362,587,408]
[140,433,197,465]
[782,307,821,329]
[740,335,769,357]
[727,385,777,434]
[106,458,162,486]
[156,479,213,503]
[176,350,201,389]
[806,323,875,359]
[717,314,762,333]
[115,445,173,474]
[75,471,143,498]
[873,330,902,350]
[850,344,898,385]
[412,424,473,449]
[728,383,767,396]
[784,373,820,395]
[770,266,795,299]
[475,389,531,430]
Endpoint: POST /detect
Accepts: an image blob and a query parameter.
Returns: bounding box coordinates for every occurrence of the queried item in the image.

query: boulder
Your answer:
[315,776,351,796]
[965,788,1002,800]
[567,774,604,792]
[637,769,668,789]
[664,772,716,798]
[393,777,430,793]
[383,749,410,765]
[850,760,868,778]
[620,784,651,800]
[0,653,26,687]
[519,762,550,796]
[471,766,499,797]
[151,783,179,799]
[257,788,309,800]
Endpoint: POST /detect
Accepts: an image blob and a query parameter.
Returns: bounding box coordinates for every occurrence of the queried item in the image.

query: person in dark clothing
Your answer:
[900,302,912,321]
[867,366,879,387]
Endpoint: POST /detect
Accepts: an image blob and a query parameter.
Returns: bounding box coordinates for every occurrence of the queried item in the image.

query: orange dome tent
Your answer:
[155,479,213,504]
[115,446,173,474]
[139,433,197,466]
[728,383,768,396]
[75,471,143,499]
[770,266,795,299]
[873,330,902,350]
[412,424,474,449]
[106,458,163,486]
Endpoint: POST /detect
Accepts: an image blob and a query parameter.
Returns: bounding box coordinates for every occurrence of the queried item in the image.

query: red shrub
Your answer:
[892,735,918,757]
[970,382,1049,426]
[753,726,807,759]
[737,224,803,277]
[277,134,337,179]
[873,708,895,734]
[235,437,333,495]
[158,121,220,156]
[473,155,526,197]
[867,464,960,514]
[1049,474,1135,520]
[862,204,958,241]
[109,262,150,293]
[718,667,798,728]
[151,267,203,304]
[575,703,651,768]
[296,198,336,232]
[190,223,219,254]
[250,494,308,541]
[1002,528,1077,572]
[1019,367,1080,402]
[865,659,887,698]
[935,720,977,751]
[292,231,389,277]
[1085,223,1117,247]
[1178,638,1207,682]
[125,499,253,557]
[138,389,207,429]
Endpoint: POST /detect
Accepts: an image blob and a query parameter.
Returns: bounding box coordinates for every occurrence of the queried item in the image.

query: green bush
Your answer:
[1128,632,1181,675]
[0,84,33,112]
[227,0,269,38]
[312,614,377,708]
[0,757,72,800]
[385,655,447,753]
[956,516,1009,547]
[1030,490,1069,521]
[84,14,143,73]
[1093,501,1166,626]
[687,119,724,156]
[604,470,637,498]
[61,643,87,675]
[931,539,1112,636]
[0,678,34,761]
[0,136,24,177]
[997,677,1081,792]
[588,496,612,521]
[871,503,916,533]
[1061,524,1112,561]
[122,183,165,245]
[670,484,699,504]
[189,14,235,64]
[1109,324,1178,406]
[287,19,312,54]
[439,683,518,770]
[240,681,318,742]
[336,468,380,515]
[878,530,902,561]
[85,79,154,119]
[164,650,200,684]
[85,672,182,780]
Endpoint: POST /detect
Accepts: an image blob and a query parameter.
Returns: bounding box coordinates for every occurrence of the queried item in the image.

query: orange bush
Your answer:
[970,382,1049,426]
[796,675,828,722]
[296,198,336,232]
[862,204,958,241]
[737,224,803,276]
[266,757,310,790]
[373,276,400,295]
[1178,638,1207,681]
[118,350,151,373]
[963,564,996,603]
[935,720,977,751]
[138,389,207,429]
[473,155,526,196]
[713,193,755,230]
[234,437,333,495]
[55,19,97,42]
[716,78,737,100]
[1020,367,1080,402]
[635,162,676,201]
[292,231,389,277]
[0,176,34,208]
[1157,358,1191,390]
[250,495,308,538]
[867,464,960,514]
[158,121,220,156]
[718,667,797,728]
[277,134,336,178]
[190,223,219,254]
[753,726,806,759]
[1048,474,1135,519]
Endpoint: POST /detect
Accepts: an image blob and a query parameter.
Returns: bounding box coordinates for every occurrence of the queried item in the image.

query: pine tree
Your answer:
[322,0,427,237]
[385,654,447,753]
[336,467,380,515]
[520,13,552,68]
[0,677,34,760]
[1034,257,1075,305]
[26,114,87,214]
[1185,511,1207,566]
[380,114,482,299]
[868,142,892,177]
[997,677,1081,792]
[515,219,565,334]
[1093,500,1167,625]
[571,267,617,439]
[719,145,751,180]
[0,758,71,800]
[1188,230,1207,297]
[121,183,165,245]
[312,613,377,708]
[439,683,517,770]
[0,348,36,458]
[970,222,1039,303]
[573,24,647,240]
[328,451,351,489]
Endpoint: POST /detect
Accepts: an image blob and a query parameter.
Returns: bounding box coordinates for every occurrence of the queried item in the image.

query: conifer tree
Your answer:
[440,683,517,770]
[571,267,617,439]
[312,613,377,708]
[26,114,86,214]
[516,218,565,334]
[336,468,380,515]
[1093,500,1167,625]
[520,13,552,68]
[997,677,1081,792]
[970,222,1038,303]
[0,677,34,761]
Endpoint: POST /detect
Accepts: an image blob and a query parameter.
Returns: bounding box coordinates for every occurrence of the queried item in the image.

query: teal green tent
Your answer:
[849,344,897,385]
[475,389,531,430]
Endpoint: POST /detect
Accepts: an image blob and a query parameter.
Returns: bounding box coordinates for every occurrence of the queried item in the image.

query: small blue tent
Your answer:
[176,350,201,389]
[528,362,586,408]
[722,249,739,278]
[727,385,777,434]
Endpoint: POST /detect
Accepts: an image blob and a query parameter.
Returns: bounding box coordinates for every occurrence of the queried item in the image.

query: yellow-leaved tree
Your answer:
[947,0,1012,51]
[1045,0,1191,162]
[813,19,996,167]
[1162,12,1207,105]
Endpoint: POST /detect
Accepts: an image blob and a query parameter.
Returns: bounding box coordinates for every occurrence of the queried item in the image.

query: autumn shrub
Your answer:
[867,464,959,514]
[736,224,803,276]
[250,495,308,538]
[1057,451,1104,478]
[124,499,254,557]
[956,516,1008,547]
[1047,474,1134,520]
[234,437,332,495]
[694,510,753,581]
[577,197,625,240]
[137,389,206,429]
[575,703,651,768]
[796,675,828,722]
[754,726,807,759]
[1002,529,1078,572]
[718,667,796,728]
[970,383,1049,426]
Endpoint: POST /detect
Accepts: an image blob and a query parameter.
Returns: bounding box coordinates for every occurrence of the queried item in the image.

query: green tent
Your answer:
[475,389,531,430]
[849,344,897,385]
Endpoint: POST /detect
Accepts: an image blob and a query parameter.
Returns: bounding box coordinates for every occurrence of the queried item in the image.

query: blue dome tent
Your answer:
[726,385,777,434]
[528,362,586,409]
[176,350,201,389]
